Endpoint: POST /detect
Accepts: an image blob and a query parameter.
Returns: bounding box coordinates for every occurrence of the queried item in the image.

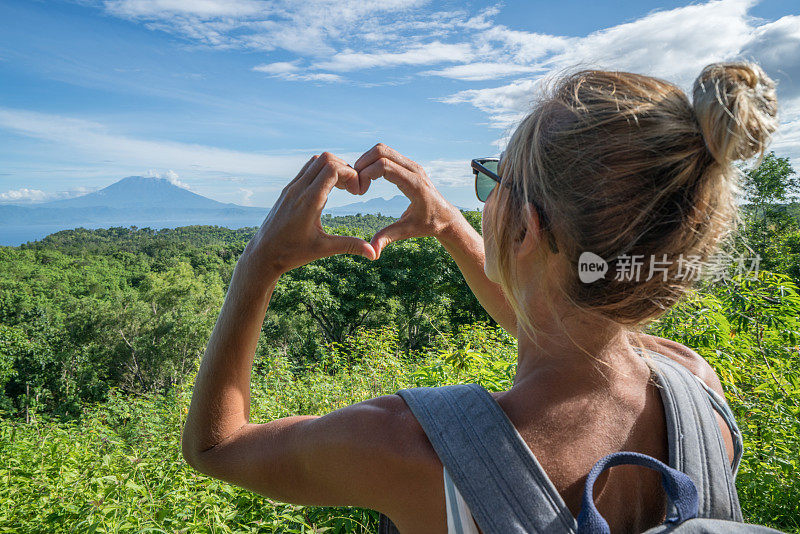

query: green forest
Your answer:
[1,153,799,532]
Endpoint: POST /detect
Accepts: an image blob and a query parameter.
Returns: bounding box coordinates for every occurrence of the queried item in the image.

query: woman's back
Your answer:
[379,333,736,533]
[489,353,669,530]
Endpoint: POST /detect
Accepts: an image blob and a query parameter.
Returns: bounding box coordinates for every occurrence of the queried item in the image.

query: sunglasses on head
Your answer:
[471,154,559,254]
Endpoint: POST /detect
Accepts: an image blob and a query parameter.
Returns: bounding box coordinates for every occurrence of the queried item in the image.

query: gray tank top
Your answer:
[378,348,744,533]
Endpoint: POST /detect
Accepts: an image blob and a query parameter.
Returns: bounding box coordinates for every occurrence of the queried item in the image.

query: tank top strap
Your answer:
[633,346,743,521]
[444,465,481,534]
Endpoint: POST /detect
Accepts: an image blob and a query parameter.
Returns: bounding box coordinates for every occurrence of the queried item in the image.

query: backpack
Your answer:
[578,450,782,533]
[378,350,785,533]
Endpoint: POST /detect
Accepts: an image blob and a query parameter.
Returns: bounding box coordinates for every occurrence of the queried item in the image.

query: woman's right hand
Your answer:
[353,143,460,259]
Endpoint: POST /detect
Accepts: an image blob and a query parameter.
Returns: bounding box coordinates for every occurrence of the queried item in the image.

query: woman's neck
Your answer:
[512,311,642,391]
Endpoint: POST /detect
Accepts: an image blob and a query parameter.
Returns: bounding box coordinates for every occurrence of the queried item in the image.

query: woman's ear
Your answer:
[514,204,545,259]
[515,224,527,243]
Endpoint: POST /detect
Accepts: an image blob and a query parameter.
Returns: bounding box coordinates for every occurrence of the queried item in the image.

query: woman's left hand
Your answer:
[243,152,377,276]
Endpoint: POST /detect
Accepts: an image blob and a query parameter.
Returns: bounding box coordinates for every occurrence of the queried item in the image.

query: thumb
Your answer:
[371,220,414,260]
[322,234,377,260]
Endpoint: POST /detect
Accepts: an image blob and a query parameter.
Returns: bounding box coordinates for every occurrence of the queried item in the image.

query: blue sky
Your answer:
[1,0,798,210]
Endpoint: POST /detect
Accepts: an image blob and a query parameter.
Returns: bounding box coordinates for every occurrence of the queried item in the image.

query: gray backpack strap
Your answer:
[645,519,786,534]
[640,350,743,521]
[396,383,578,534]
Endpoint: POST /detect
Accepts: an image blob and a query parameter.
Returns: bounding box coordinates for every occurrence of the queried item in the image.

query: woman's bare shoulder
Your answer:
[360,394,448,531]
[629,332,726,397]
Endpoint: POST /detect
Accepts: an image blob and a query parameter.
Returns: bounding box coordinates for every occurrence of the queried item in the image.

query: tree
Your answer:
[380,237,452,352]
[268,227,390,362]
[741,152,800,207]
[0,324,56,419]
[738,152,800,280]
[108,262,224,393]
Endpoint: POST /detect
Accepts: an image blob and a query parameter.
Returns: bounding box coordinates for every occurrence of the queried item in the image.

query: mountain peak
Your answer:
[45,175,226,209]
[119,174,169,183]
[118,175,186,187]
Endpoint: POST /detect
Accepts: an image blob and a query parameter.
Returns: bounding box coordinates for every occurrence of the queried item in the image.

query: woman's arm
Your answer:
[437,211,518,335]
[354,143,517,335]
[180,255,278,457]
[180,247,430,505]
[180,153,447,526]
[181,153,379,467]
[182,153,369,460]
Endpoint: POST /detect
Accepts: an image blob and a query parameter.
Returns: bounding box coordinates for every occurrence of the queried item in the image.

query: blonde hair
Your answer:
[489,61,779,343]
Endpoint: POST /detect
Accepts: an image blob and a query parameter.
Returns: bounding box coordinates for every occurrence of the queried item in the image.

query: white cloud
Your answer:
[295,72,345,82]
[0,108,313,178]
[217,175,248,183]
[439,0,800,139]
[252,63,345,82]
[480,27,569,64]
[99,0,491,78]
[144,169,192,189]
[740,15,800,102]
[422,159,472,187]
[106,0,799,144]
[772,122,800,163]
[252,61,300,74]
[102,0,431,56]
[460,6,501,31]
[550,0,755,85]
[422,62,545,81]
[441,78,540,130]
[71,0,800,172]
[0,188,50,203]
[103,0,269,18]
[771,98,800,163]
[238,187,254,205]
[98,0,798,104]
[312,42,474,72]
[0,186,97,204]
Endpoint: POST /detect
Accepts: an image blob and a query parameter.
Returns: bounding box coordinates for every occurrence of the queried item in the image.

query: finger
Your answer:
[271,156,317,210]
[291,154,330,193]
[332,164,360,196]
[340,163,361,195]
[358,157,420,198]
[357,165,371,196]
[355,144,424,196]
[354,143,420,174]
[287,155,318,188]
[299,152,357,192]
[319,233,377,261]
[370,219,415,260]
[307,160,359,211]
[316,154,360,195]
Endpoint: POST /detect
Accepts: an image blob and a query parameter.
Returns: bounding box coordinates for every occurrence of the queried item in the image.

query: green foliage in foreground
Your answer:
[1,271,799,533]
[0,324,513,533]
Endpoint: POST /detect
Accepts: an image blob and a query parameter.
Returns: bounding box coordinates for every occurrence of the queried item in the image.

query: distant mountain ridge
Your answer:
[0,176,423,246]
[325,194,410,216]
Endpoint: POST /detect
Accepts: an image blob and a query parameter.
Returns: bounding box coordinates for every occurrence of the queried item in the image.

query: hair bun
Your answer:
[692,61,779,165]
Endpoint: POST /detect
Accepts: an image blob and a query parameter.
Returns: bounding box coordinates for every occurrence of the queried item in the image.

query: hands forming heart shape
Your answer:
[244,143,461,275]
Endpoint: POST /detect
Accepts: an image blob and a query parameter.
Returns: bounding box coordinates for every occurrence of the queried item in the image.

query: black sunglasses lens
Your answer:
[475,160,499,202]
[482,159,499,175]
[476,172,495,202]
